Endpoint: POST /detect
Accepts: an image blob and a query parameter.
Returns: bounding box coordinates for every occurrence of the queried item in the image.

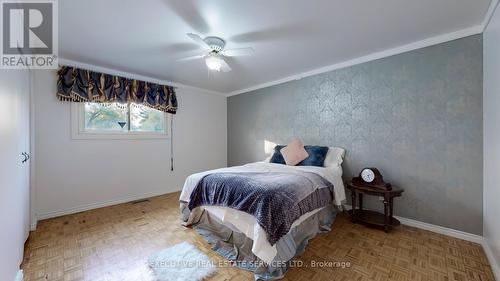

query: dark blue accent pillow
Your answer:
[298,146,329,167]
[269,145,286,164]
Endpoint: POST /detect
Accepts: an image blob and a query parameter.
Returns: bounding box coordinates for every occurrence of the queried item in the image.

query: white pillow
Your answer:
[323,147,346,167]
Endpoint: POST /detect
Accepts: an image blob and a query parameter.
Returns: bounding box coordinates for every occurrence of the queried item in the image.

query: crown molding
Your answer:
[482,0,500,32]
[57,58,226,97]
[226,25,483,97]
[60,1,497,98]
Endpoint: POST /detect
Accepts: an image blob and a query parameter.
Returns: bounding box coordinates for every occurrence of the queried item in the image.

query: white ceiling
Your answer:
[60,0,492,94]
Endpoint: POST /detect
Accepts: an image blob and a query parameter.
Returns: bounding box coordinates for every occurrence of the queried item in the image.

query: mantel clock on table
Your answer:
[346,168,404,232]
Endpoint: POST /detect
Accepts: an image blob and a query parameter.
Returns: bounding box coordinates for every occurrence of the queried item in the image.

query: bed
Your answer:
[179,146,345,280]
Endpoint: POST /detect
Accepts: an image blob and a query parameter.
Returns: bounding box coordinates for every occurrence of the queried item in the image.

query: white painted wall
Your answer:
[483,3,500,278]
[0,70,31,281]
[33,70,227,219]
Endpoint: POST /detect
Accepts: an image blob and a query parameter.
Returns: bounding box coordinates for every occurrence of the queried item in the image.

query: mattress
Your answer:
[180,161,346,206]
[180,162,345,263]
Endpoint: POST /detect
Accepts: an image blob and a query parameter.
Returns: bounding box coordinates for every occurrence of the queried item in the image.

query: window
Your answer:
[72,102,169,139]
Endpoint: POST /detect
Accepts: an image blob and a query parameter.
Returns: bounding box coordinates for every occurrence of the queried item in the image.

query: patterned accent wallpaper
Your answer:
[228,35,483,234]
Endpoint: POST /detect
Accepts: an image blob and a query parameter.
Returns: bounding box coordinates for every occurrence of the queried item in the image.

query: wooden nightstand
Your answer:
[346,180,404,232]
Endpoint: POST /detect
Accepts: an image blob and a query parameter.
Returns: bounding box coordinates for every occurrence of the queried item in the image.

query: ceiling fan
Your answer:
[178,33,254,72]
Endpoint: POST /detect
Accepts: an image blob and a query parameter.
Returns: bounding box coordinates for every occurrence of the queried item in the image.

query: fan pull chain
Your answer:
[170,114,174,171]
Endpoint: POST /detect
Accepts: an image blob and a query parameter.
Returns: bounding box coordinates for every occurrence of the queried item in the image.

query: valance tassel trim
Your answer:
[56,66,178,114]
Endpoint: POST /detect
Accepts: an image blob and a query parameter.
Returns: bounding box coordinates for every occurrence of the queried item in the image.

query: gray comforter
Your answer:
[187,171,334,245]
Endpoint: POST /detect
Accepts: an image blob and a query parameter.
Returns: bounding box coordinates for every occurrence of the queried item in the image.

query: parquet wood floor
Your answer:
[22,192,495,281]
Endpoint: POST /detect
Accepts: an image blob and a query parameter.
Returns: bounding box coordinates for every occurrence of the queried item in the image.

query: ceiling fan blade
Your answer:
[222,47,254,57]
[165,1,210,34]
[220,59,232,72]
[177,54,205,61]
[187,33,210,49]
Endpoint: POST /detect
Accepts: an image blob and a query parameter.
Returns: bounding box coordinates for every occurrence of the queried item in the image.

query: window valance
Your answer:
[57,66,178,114]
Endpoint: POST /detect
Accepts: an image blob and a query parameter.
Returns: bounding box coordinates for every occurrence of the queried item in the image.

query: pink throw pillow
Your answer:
[281,140,309,166]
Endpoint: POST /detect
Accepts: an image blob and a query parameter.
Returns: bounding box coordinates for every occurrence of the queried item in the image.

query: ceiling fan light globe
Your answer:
[205,55,222,71]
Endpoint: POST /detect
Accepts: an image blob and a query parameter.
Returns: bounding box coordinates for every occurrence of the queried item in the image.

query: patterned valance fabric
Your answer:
[57,66,178,114]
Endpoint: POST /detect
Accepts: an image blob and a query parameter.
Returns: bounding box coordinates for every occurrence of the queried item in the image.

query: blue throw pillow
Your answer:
[298,146,329,167]
[269,145,286,164]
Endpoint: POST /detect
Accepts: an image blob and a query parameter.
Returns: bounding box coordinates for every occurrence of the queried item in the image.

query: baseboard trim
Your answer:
[36,190,176,221]
[30,218,37,231]
[342,204,482,244]
[343,204,500,277]
[482,239,500,280]
[394,215,483,244]
[15,270,23,281]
